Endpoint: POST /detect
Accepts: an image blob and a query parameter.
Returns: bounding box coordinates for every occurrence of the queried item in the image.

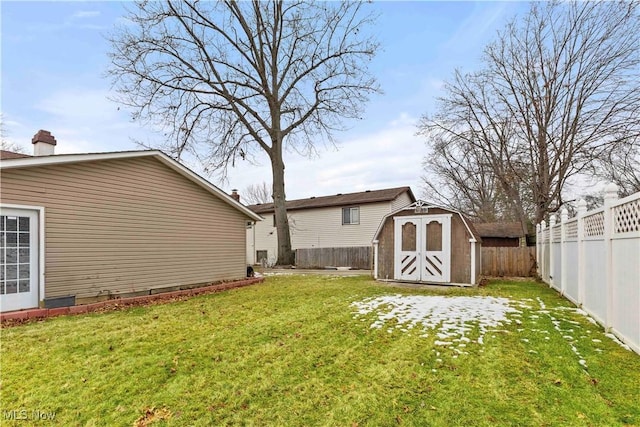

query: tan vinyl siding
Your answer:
[251,214,279,263]
[249,196,414,262]
[391,192,413,211]
[1,157,248,299]
[290,203,392,248]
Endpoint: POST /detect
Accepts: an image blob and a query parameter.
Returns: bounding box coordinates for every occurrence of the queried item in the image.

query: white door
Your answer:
[394,215,451,283]
[394,217,421,281]
[0,208,39,312]
[421,216,451,282]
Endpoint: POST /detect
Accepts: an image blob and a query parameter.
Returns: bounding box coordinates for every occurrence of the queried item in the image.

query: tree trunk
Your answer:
[270,147,295,266]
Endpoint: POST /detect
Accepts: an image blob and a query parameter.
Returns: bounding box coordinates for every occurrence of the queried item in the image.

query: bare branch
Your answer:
[107,0,380,265]
[419,1,640,231]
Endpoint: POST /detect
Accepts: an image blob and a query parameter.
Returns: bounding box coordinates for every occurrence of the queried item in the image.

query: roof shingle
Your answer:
[1,150,31,160]
[474,222,525,238]
[248,186,415,214]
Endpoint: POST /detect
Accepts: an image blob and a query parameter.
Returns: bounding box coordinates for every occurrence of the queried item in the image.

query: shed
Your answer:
[373,201,482,286]
[0,130,262,312]
[475,222,527,247]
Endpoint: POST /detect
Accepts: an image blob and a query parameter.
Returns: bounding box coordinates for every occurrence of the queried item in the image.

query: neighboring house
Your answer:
[373,201,482,286]
[246,187,415,267]
[475,222,527,247]
[0,130,261,313]
[0,150,31,160]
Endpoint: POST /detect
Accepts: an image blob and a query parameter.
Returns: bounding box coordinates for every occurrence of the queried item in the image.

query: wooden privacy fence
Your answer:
[537,184,640,354]
[481,247,536,277]
[296,246,371,270]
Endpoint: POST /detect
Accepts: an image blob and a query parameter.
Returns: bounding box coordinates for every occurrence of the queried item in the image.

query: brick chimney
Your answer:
[32,130,57,156]
[230,189,240,202]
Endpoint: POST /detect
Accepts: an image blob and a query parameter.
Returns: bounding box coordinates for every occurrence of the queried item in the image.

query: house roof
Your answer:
[1,150,31,160]
[247,186,415,214]
[0,150,262,222]
[474,222,525,238]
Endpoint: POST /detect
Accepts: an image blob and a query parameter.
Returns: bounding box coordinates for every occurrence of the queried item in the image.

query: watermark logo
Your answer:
[3,409,56,422]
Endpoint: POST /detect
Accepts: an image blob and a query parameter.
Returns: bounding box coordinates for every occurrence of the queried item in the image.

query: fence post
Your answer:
[603,183,618,330]
[560,208,568,295]
[576,199,587,306]
[549,214,556,288]
[541,220,547,282]
[536,223,541,277]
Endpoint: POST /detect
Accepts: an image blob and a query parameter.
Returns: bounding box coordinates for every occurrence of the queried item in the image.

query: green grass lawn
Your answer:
[1,275,639,426]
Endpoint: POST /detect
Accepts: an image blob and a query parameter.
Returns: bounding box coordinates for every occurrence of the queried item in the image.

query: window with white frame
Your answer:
[342,207,360,225]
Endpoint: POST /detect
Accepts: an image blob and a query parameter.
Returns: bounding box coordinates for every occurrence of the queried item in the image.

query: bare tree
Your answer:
[242,182,272,205]
[422,131,524,223]
[108,1,380,265]
[0,114,27,154]
[419,1,640,231]
[592,142,640,198]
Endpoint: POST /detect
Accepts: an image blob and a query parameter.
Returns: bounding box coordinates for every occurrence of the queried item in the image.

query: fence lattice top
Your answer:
[565,220,578,239]
[584,212,605,237]
[614,199,640,234]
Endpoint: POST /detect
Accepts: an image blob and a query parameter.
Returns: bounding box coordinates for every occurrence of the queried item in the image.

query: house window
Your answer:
[272,215,276,227]
[256,250,268,263]
[342,207,360,225]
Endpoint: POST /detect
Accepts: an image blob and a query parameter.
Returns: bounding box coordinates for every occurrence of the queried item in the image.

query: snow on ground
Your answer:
[352,295,531,352]
[351,294,630,366]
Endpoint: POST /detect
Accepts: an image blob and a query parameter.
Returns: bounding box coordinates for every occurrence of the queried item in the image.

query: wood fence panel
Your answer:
[481,247,536,277]
[296,247,371,270]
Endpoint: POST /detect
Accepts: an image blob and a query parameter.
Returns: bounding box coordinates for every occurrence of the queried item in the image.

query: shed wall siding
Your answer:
[250,198,406,263]
[376,208,474,284]
[1,157,248,299]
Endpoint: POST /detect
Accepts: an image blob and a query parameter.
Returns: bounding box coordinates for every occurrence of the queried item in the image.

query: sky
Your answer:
[1,1,530,202]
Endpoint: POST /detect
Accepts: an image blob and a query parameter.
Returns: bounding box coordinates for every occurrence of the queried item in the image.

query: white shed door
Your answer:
[394,215,451,283]
[0,209,39,312]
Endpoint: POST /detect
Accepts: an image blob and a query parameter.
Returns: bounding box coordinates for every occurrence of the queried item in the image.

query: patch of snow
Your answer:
[352,295,523,354]
[605,333,631,351]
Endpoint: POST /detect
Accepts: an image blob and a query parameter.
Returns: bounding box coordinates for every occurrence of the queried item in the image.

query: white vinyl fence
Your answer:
[537,184,640,354]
